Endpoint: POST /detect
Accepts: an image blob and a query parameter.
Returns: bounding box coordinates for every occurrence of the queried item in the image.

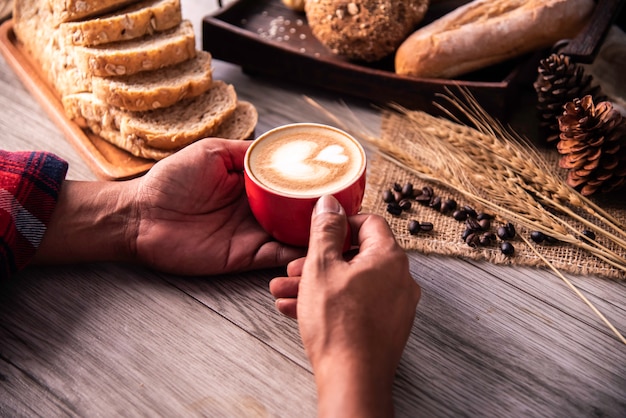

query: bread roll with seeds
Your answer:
[305,0,430,62]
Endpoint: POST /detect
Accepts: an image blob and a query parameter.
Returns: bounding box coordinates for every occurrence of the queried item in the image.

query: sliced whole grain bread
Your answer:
[59,0,182,46]
[51,0,142,26]
[87,100,258,160]
[212,101,258,141]
[63,80,239,150]
[73,19,196,77]
[91,50,213,111]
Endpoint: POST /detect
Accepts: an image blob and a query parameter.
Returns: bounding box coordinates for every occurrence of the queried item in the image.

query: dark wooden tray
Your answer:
[203,0,622,120]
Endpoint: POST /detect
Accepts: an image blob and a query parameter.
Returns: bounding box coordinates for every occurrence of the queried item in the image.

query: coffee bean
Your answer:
[393,190,404,202]
[393,182,402,192]
[382,189,395,203]
[497,226,510,240]
[466,217,481,231]
[505,222,516,239]
[463,205,477,218]
[440,198,457,214]
[386,202,402,216]
[476,212,493,221]
[415,194,431,205]
[461,227,473,241]
[422,186,434,197]
[581,229,596,241]
[478,219,491,231]
[500,241,515,256]
[479,232,494,246]
[408,220,421,235]
[544,235,559,244]
[530,231,545,243]
[429,196,442,211]
[401,182,414,198]
[399,198,412,211]
[453,209,468,221]
[419,222,434,232]
[465,232,480,247]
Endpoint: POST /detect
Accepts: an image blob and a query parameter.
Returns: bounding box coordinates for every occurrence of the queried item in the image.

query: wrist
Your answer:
[313,353,395,418]
[33,179,137,265]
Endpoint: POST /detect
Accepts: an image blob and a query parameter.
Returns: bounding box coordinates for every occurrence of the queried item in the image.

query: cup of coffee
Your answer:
[244,123,367,247]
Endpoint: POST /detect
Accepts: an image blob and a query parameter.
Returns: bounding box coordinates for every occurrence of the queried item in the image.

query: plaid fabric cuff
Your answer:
[0,151,68,279]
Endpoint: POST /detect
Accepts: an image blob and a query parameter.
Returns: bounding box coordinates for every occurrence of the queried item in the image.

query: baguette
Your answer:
[395,0,595,79]
[63,80,238,150]
[91,50,213,111]
[73,19,196,77]
[59,0,182,46]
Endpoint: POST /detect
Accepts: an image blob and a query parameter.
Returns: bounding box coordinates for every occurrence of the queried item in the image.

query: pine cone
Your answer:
[534,53,605,143]
[557,95,626,196]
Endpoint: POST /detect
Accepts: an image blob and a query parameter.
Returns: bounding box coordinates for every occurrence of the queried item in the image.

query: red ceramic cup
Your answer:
[244,123,367,248]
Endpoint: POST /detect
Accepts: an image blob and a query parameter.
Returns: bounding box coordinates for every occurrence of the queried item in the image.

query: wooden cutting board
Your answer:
[0,19,155,180]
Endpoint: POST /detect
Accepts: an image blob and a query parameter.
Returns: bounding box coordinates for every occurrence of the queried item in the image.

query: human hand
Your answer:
[269,195,421,417]
[129,138,306,275]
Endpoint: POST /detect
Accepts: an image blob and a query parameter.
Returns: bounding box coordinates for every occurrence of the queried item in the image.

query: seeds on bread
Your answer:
[63,81,238,150]
[83,100,259,160]
[59,0,183,46]
[51,0,142,26]
[73,19,196,77]
[91,50,213,111]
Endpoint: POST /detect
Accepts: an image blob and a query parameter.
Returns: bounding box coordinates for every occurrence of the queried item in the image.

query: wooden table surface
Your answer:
[1,1,625,417]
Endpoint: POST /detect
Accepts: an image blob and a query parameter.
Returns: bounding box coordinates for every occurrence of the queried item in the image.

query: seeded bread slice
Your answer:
[212,101,258,141]
[51,0,142,26]
[82,101,258,160]
[73,19,196,77]
[63,80,239,150]
[91,50,213,111]
[59,0,182,46]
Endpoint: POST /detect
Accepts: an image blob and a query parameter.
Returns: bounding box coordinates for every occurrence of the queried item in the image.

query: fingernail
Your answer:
[315,195,342,214]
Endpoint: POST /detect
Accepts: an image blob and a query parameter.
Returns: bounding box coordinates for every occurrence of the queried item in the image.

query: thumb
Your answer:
[307,195,348,260]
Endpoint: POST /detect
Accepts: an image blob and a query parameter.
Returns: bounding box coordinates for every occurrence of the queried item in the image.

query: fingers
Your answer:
[187,137,251,172]
[275,298,298,319]
[306,195,348,270]
[251,242,306,271]
[269,276,300,319]
[269,275,300,299]
[348,213,398,249]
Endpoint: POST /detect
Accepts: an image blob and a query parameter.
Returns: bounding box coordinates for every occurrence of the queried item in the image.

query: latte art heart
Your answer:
[249,129,364,196]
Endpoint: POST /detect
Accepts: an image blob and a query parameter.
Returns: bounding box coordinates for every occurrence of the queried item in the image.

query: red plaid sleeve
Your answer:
[0,150,68,280]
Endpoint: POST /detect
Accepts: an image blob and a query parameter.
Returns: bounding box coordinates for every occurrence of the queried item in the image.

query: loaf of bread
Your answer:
[91,50,213,111]
[13,0,258,162]
[395,0,595,79]
[305,0,430,62]
[59,0,182,46]
[73,19,196,77]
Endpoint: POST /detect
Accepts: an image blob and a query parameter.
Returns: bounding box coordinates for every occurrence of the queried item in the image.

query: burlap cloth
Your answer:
[360,111,626,280]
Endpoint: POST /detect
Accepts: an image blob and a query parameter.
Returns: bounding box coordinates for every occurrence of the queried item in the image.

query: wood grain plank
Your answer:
[0,264,317,417]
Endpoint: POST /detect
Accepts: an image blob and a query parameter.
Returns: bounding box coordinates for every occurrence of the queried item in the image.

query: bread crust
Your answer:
[74,20,196,77]
[51,0,142,25]
[59,0,182,46]
[305,0,429,62]
[395,0,596,79]
[91,50,213,111]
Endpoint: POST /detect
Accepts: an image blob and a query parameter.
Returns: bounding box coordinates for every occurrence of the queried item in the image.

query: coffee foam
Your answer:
[248,127,364,196]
